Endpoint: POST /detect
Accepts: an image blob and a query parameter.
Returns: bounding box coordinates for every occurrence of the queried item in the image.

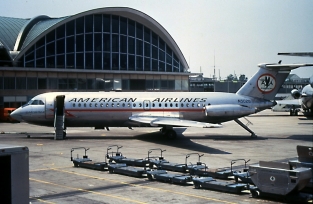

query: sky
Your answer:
[1,0,313,79]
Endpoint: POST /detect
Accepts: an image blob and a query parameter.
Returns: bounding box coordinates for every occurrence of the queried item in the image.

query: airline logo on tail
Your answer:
[257,74,276,93]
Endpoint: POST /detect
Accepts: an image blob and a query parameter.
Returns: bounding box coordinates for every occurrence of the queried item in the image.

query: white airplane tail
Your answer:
[236,63,313,100]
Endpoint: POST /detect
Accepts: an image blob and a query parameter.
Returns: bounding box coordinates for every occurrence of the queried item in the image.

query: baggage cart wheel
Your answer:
[251,189,260,198]
[194,183,201,189]
[147,174,153,181]
[109,168,114,174]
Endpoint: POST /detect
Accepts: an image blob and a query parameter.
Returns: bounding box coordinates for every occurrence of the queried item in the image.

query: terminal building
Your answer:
[0,7,193,109]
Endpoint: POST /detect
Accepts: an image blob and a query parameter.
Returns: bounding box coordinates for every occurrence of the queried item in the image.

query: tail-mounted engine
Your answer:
[291,89,301,99]
[205,104,255,117]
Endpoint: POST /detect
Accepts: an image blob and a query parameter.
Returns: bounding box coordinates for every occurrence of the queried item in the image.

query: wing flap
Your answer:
[129,116,221,128]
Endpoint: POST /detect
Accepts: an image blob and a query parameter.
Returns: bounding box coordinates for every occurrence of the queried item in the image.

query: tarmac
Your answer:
[0,109,312,204]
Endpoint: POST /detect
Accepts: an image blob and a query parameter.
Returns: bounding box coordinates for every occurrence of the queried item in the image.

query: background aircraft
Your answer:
[276,52,313,117]
[11,62,313,139]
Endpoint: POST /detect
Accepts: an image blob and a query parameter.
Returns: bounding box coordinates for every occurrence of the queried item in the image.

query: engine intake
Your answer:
[291,89,301,99]
[205,104,255,117]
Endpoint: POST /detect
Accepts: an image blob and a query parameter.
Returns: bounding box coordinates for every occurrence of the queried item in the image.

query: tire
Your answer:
[166,130,177,139]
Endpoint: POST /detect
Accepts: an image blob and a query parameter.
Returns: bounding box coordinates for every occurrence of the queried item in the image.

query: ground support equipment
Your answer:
[147,170,192,185]
[192,177,249,194]
[106,145,126,162]
[108,163,147,178]
[230,159,253,184]
[249,161,312,196]
[71,147,108,171]
[146,148,169,169]
[289,145,313,191]
[250,186,313,202]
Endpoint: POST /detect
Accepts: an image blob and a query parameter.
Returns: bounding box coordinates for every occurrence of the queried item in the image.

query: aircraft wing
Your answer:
[129,116,222,128]
[276,99,301,106]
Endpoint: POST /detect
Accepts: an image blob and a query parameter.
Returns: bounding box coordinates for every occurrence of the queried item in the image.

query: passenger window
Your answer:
[117,103,120,107]
[181,103,184,107]
[73,103,75,107]
[165,103,167,107]
[112,104,114,107]
[170,103,173,107]
[159,103,161,107]
[106,103,109,107]
[122,103,125,107]
[89,103,92,107]
[84,103,86,107]
[187,104,189,107]
[128,103,130,107]
[139,103,142,107]
[175,103,178,107]
[192,103,194,107]
[95,103,98,107]
[197,103,200,107]
[100,103,103,107]
[78,103,81,107]
[133,103,136,107]
[152,103,155,107]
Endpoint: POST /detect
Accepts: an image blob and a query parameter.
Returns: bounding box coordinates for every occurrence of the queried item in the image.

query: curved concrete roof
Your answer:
[2,7,189,70]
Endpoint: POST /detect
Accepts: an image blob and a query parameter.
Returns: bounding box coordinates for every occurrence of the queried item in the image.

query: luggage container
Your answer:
[249,161,312,197]
[289,145,313,189]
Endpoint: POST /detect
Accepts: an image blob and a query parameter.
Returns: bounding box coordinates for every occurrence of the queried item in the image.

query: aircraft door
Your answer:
[143,100,151,110]
[55,95,65,116]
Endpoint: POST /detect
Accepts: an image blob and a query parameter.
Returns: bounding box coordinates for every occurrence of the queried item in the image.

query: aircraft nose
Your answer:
[10,108,23,121]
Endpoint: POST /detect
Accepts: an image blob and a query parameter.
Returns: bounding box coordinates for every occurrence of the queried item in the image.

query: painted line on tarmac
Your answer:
[29,196,56,204]
[52,168,236,204]
[30,178,147,204]
[30,166,73,172]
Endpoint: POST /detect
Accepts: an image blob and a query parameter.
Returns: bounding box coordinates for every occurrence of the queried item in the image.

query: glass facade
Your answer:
[0,74,188,91]
[19,14,185,73]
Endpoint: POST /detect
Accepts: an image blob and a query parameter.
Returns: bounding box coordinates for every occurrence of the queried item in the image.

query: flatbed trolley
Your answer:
[71,147,108,171]
[147,170,192,185]
[108,163,148,178]
[192,177,249,194]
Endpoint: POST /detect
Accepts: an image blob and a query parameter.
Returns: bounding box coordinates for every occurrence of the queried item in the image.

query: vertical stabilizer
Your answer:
[236,63,313,100]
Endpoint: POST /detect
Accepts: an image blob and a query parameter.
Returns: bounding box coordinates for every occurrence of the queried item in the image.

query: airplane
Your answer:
[276,52,313,117]
[10,62,313,139]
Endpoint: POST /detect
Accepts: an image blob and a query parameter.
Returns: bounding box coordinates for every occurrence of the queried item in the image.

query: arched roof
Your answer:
[2,7,189,70]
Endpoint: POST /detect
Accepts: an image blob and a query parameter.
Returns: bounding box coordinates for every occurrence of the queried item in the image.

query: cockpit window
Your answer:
[31,100,45,105]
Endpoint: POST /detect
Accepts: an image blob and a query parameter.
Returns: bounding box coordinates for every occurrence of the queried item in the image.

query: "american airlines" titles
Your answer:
[68,97,207,103]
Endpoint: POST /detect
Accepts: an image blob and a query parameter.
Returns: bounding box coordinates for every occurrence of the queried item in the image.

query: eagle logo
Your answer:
[257,74,276,93]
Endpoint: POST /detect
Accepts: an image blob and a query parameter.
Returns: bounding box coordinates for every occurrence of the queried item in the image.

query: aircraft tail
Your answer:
[236,63,313,100]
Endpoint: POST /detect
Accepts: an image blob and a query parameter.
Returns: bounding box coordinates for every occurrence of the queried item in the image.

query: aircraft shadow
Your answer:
[134,132,231,154]
[287,135,313,142]
[22,131,231,154]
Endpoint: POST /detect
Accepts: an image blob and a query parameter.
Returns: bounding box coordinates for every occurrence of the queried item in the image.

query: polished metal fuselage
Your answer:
[12,92,274,127]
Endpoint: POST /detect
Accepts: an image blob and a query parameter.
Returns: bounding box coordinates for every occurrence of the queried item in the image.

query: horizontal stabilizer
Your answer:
[258,63,313,71]
[129,116,222,128]
[278,52,313,57]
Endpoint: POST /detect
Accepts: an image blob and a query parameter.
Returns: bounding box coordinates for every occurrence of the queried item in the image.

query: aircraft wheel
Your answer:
[166,130,177,139]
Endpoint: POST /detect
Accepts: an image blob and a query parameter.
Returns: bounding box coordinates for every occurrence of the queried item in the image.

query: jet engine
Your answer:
[205,104,255,117]
[291,89,301,99]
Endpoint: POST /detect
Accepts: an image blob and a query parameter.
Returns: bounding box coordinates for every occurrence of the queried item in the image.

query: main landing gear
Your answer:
[160,127,177,139]
[234,118,257,138]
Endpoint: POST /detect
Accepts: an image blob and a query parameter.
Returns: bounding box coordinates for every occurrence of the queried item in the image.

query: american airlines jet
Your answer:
[10,62,313,139]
